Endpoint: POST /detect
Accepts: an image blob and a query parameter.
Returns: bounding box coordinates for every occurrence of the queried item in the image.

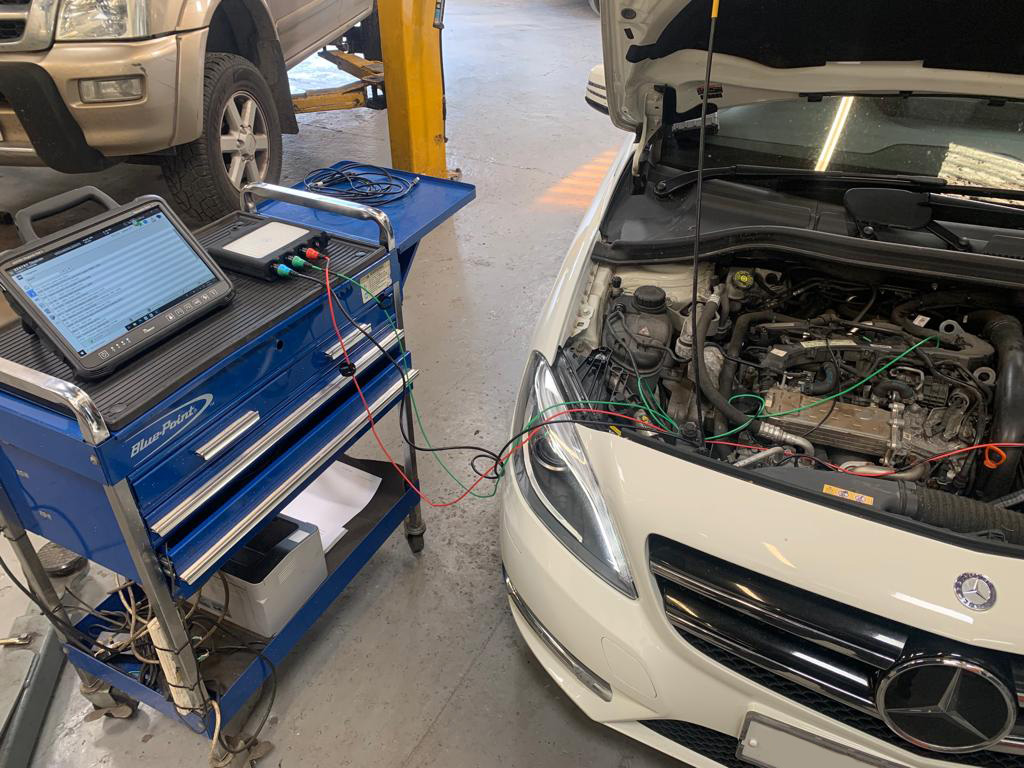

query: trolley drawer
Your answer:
[141,325,404,539]
[130,312,392,520]
[162,357,413,595]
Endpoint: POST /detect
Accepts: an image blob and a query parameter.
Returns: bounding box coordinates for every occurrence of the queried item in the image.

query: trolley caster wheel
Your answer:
[406,533,424,553]
[84,698,138,722]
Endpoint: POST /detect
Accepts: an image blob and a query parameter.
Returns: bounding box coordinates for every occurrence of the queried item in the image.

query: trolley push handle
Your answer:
[240,182,396,252]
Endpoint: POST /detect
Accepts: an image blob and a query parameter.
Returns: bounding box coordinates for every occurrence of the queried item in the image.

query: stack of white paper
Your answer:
[282,463,382,553]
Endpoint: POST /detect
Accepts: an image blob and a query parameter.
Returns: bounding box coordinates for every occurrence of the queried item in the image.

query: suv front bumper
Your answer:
[0,31,206,171]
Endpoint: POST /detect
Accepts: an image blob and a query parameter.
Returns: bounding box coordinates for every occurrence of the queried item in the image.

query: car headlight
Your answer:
[512,352,636,598]
[57,0,147,40]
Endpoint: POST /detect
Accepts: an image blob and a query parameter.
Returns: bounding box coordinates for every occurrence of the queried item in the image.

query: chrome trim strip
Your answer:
[504,570,613,702]
[151,328,403,535]
[0,8,29,21]
[662,599,877,715]
[651,558,901,669]
[0,357,109,444]
[992,735,1024,755]
[178,372,415,584]
[240,182,396,252]
[195,410,260,461]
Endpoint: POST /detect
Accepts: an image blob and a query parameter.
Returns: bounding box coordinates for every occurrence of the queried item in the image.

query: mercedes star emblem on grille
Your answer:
[876,656,1017,753]
[955,572,997,611]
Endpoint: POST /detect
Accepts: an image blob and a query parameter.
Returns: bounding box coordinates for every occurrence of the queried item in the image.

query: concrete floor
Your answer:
[0,1,683,765]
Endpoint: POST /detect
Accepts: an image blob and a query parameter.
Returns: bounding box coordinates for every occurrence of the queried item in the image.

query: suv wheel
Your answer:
[162,53,283,223]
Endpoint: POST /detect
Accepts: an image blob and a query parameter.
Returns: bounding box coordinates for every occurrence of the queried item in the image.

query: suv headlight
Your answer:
[57,0,147,40]
[512,352,635,598]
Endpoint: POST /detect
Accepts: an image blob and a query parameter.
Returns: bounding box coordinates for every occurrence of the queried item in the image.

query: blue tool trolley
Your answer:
[0,168,474,750]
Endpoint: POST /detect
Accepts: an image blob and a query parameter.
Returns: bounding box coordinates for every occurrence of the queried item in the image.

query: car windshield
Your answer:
[669,95,1024,194]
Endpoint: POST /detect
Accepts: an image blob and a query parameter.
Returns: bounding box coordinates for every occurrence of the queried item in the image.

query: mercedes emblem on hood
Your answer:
[955,572,997,612]
[876,656,1016,753]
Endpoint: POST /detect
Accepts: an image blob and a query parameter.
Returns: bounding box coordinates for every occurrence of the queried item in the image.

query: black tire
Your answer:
[161,53,282,223]
[407,533,425,554]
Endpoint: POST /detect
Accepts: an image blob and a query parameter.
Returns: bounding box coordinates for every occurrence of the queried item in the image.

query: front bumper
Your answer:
[499,468,1023,768]
[0,31,206,171]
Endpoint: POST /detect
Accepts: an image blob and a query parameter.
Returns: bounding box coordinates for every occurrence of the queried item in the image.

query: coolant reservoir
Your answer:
[603,285,672,371]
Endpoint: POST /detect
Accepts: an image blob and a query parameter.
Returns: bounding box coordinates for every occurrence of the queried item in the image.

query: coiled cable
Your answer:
[303,162,418,205]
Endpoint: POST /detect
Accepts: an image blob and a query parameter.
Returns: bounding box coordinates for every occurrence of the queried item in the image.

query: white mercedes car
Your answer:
[500,2,1024,767]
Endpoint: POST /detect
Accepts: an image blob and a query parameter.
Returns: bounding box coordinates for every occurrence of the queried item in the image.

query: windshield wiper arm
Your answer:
[653,164,949,198]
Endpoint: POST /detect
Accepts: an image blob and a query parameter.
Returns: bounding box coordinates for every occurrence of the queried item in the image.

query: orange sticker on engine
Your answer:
[822,484,874,506]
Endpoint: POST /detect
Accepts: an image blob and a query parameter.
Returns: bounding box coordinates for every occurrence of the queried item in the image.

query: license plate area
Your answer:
[737,713,909,768]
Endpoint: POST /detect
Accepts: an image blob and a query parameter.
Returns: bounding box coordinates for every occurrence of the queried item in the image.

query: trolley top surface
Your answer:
[257,165,476,252]
[0,235,382,431]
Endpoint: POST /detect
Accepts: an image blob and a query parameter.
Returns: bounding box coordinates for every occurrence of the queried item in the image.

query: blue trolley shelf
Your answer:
[0,163,474,752]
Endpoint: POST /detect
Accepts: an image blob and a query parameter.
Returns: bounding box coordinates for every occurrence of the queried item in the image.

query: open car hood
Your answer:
[603,0,1024,132]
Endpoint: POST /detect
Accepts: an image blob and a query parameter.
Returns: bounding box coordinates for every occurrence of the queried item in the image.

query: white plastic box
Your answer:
[194,514,327,638]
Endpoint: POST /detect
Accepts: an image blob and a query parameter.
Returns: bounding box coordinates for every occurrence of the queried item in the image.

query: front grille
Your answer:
[641,720,746,768]
[0,20,24,39]
[688,635,1024,768]
[650,536,1024,765]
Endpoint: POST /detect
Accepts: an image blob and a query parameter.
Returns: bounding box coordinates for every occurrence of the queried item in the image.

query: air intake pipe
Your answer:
[756,468,1024,544]
[964,311,1024,500]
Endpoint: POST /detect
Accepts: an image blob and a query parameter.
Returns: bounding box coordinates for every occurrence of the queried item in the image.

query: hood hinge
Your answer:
[631,88,664,177]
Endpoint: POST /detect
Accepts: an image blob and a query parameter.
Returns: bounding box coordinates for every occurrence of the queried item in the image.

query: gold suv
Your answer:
[0,0,374,220]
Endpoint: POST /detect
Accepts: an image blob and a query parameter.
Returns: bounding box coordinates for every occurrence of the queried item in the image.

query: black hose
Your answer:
[804,362,838,396]
[908,488,1024,544]
[890,291,996,364]
[891,290,1000,338]
[714,311,797,450]
[966,310,1024,499]
[871,379,915,403]
[696,300,766,434]
[756,467,1024,544]
[851,286,877,323]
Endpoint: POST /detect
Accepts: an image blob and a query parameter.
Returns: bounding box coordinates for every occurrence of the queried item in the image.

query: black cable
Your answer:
[718,349,771,371]
[301,266,693,493]
[0,545,128,655]
[688,2,720,451]
[304,163,418,205]
[323,275,503,464]
[481,415,694,483]
[851,286,877,323]
[292,267,508,479]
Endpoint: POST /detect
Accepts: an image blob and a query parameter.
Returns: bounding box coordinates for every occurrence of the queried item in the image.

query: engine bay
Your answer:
[565,255,1024,545]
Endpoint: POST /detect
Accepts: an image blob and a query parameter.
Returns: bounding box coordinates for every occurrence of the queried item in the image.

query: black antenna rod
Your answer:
[689,0,720,452]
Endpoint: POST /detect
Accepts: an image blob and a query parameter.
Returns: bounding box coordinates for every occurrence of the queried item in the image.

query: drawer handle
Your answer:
[151,328,403,536]
[325,324,371,361]
[177,371,416,584]
[194,410,261,461]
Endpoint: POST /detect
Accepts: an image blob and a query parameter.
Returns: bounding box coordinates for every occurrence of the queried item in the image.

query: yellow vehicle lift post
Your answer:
[289,1,448,178]
[376,0,447,178]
